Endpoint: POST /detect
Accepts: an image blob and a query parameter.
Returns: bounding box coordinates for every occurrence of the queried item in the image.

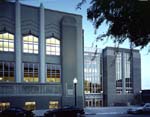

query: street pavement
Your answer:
[86,114,150,117]
[33,106,130,116]
[33,106,150,117]
[84,106,130,115]
[84,107,150,117]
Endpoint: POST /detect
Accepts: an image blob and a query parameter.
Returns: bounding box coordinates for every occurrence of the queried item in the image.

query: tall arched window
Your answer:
[46,37,60,55]
[0,33,14,52]
[23,35,38,54]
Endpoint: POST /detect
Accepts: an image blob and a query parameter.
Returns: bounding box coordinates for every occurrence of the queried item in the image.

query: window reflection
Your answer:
[23,63,39,82]
[46,64,61,83]
[0,33,14,52]
[23,35,38,54]
[46,38,60,55]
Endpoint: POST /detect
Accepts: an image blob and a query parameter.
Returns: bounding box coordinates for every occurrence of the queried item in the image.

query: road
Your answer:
[84,107,150,117]
[85,114,150,117]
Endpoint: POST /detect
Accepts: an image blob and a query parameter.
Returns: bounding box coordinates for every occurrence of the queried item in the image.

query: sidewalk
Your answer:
[84,106,135,115]
[33,109,48,117]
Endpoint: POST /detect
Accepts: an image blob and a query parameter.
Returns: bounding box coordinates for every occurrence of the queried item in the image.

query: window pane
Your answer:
[3,33,9,39]
[23,36,28,42]
[51,47,55,51]
[50,38,56,44]
[46,64,61,83]
[4,42,8,47]
[23,63,39,83]
[0,33,14,52]
[46,38,60,55]
[34,45,38,50]
[46,39,51,44]
[9,43,14,48]
[28,35,33,42]
[0,62,15,82]
[34,37,38,42]
[55,40,60,45]
[9,34,14,40]
[23,35,38,54]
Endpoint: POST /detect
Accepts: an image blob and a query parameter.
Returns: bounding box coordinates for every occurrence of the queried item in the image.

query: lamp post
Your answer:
[139,90,142,104]
[73,77,78,107]
[100,91,103,106]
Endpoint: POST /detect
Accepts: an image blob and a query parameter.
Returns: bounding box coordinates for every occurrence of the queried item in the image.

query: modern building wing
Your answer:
[102,47,141,106]
[0,1,84,110]
[84,47,103,107]
[84,47,141,107]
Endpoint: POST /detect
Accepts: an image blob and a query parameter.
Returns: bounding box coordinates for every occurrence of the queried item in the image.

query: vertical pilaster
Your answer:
[15,0,22,83]
[39,3,45,83]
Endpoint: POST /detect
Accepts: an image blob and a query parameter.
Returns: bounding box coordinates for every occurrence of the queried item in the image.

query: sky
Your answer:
[18,0,150,90]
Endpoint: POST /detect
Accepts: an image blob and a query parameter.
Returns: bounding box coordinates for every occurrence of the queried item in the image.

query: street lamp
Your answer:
[139,90,142,104]
[100,91,103,106]
[73,77,78,107]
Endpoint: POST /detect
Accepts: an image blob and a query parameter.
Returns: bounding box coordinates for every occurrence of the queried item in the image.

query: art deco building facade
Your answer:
[0,1,84,110]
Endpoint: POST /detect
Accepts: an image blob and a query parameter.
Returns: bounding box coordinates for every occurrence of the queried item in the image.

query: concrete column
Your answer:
[61,16,84,108]
[39,3,45,83]
[76,22,84,108]
[15,0,22,83]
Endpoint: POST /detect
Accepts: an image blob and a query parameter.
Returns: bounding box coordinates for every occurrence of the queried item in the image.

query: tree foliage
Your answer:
[0,0,7,3]
[78,0,150,48]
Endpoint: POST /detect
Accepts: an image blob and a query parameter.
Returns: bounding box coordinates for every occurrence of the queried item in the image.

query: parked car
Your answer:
[44,106,85,117]
[0,107,35,117]
[127,103,150,114]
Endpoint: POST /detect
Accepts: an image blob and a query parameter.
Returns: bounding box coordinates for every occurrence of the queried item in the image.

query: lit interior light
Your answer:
[0,77,3,80]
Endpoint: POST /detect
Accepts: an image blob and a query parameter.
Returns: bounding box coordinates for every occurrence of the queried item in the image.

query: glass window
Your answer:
[23,63,39,82]
[84,80,91,94]
[0,62,15,82]
[115,52,133,94]
[24,102,36,110]
[0,33,14,52]
[0,102,10,111]
[49,101,59,109]
[46,37,60,55]
[84,51,101,95]
[23,35,38,54]
[124,53,133,94]
[115,52,123,94]
[46,64,61,83]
